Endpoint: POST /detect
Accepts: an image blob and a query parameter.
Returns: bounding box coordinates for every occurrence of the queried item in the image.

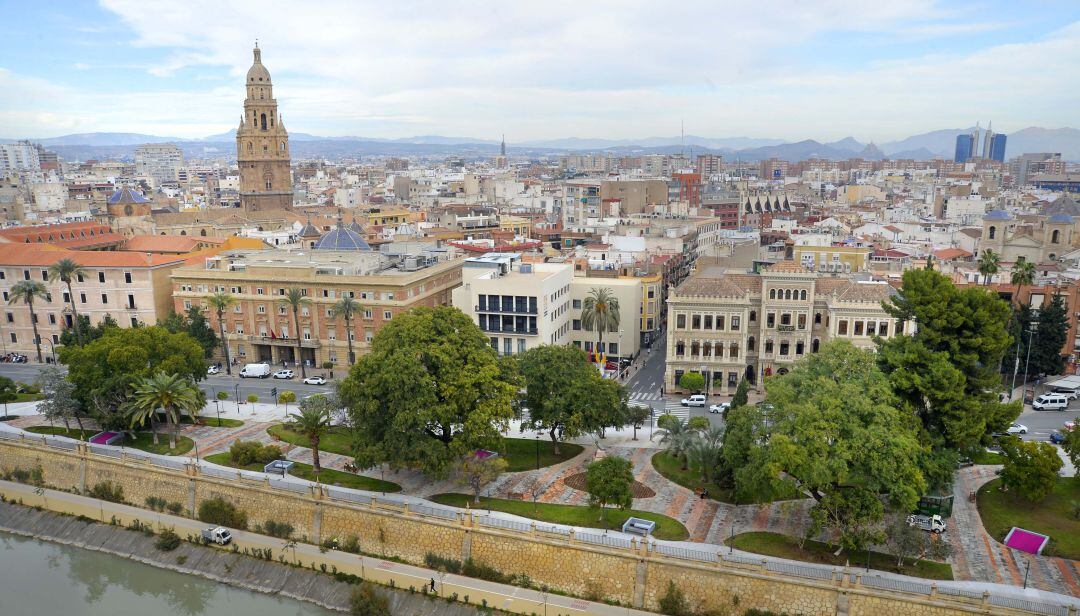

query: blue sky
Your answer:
[1,0,1078,141]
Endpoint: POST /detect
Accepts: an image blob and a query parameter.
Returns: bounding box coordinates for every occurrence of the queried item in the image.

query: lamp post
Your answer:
[1021,321,1039,401]
[535,432,540,471]
[1023,558,1031,589]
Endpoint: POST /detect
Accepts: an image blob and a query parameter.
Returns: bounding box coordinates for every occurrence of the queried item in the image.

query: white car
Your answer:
[303,375,327,385]
[708,402,730,414]
[206,365,220,375]
[681,394,707,407]
[273,369,294,379]
[1006,423,1028,435]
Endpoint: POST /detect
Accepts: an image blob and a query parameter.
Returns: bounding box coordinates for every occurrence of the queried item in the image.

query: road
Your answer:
[0,363,335,401]
[624,341,726,428]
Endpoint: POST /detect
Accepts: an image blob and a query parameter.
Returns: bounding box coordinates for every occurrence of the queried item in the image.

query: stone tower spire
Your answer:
[236,44,292,212]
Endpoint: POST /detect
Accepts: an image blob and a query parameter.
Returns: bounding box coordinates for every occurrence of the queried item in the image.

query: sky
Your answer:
[1,0,1078,142]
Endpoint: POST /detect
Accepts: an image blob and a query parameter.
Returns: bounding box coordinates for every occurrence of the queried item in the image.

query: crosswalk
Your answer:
[628,391,663,402]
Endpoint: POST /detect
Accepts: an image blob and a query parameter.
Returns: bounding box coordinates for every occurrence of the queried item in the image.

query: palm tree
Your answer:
[977,250,1000,286]
[48,258,86,344]
[279,288,312,378]
[8,281,48,363]
[687,438,722,484]
[128,372,201,449]
[287,398,334,474]
[331,295,362,365]
[1011,260,1036,304]
[581,287,620,360]
[657,416,694,470]
[206,292,236,375]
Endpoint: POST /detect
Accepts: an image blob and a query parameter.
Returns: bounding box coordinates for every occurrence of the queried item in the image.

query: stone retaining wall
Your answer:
[0,436,1067,616]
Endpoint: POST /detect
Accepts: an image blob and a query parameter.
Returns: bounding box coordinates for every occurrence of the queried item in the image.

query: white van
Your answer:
[239,363,271,378]
[1032,393,1069,411]
[1049,386,1080,400]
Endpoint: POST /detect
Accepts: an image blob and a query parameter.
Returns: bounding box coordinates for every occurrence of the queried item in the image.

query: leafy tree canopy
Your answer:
[59,314,120,348]
[999,438,1064,502]
[339,306,520,477]
[518,344,626,453]
[678,372,705,393]
[159,306,218,358]
[585,455,634,519]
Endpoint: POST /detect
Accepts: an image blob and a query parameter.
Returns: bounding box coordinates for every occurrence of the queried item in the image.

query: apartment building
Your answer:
[0,246,184,358]
[451,254,573,356]
[172,246,463,367]
[664,260,903,396]
[567,275,642,362]
[134,143,184,187]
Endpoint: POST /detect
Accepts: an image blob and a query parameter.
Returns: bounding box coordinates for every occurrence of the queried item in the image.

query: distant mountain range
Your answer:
[4,126,1078,162]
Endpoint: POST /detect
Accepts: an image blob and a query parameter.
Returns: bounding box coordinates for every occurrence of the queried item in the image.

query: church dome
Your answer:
[314,218,372,251]
[246,46,271,83]
[984,209,1011,221]
[1048,213,1073,224]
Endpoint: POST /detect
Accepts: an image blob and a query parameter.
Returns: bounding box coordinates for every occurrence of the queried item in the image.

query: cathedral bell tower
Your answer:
[236,43,293,212]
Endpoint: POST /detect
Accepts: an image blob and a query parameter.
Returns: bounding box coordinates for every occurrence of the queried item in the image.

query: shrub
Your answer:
[229,440,283,466]
[659,580,690,616]
[349,583,390,616]
[257,520,294,539]
[87,481,125,504]
[462,558,509,584]
[197,497,248,529]
[166,501,184,515]
[3,465,44,487]
[146,496,167,511]
[424,553,462,574]
[341,535,361,554]
[155,528,182,552]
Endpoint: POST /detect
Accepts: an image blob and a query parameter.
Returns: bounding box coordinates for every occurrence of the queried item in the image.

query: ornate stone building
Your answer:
[664,261,907,395]
[236,44,293,212]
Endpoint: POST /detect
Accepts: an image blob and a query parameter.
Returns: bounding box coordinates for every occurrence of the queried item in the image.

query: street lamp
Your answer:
[1021,321,1039,401]
[534,432,540,471]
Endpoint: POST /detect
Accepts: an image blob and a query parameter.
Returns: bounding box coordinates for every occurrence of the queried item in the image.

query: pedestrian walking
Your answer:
[429,577,436,592]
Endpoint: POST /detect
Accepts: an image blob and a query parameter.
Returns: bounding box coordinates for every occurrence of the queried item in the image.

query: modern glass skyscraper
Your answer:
[954,134,975,162]
[988,133,1008,162]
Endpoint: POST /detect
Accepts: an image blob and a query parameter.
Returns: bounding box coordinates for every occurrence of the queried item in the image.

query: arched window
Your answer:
[769,289,776,299]
[815,312,822,324]
[749,310,756,322]
[265,180,272,190]
[785,289,792,300]
[200,229,207,237]
[1052,229,1060,244]
[247,141,253,152]
[1049,253,1057,260]
[988,226,996,240]
[260,113,267,130]
[180,230,187,236]
[747,336,756,351]
[280,141,286,151]
[800,290,807,300]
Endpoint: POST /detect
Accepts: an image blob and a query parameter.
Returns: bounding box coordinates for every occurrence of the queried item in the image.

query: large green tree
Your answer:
[47,257,87,344]
[60,325,206,430]
[339,306,520,476]
[59,314,119,347]
[128,372,202,448]
[288,394,334,473]
[37,365,84,431]
[878,268,1019,453]
[1032,293,1069,377]
[741,340,927,552]
[159,306,218,359]
[585,455,634,520]
[977,249,999,285]
[999,438,1063,502]
[518,344,626,454]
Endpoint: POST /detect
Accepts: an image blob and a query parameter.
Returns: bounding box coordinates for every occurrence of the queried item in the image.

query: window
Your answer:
[257,305,266,313]
[100,293,108,304]
[257,288,265,295]
[764,339,773,353]
[769,289,776,299]
[8,333,14,343]
[878,322,889,336]
[731,316,740,330]
[729,343,738,358]
[747,336,756,351]
[4,312,11,323]
[691,314,701,329]
[703,315,713,329]
[800,290,807,300]
[675,342,685,356]
[716,315,724,330]
[573,299,582,309]
[383,311,392,320]
[814,312,822,325]
[48,314,56,324]
[22,270,29,280]
[797,314,806,329]
[779,341,789,356]
[988,226,996,240]
[127,294,135,309]
[518,339,527,354]
[796,341,804,355]
[748,310,756,323]
[676,314,686,329]
[503,338,512,356]
[364,309,373,319]
[572,319,581,331]
[854,321,864,336]
[40,269,48,281]
[766,313,775,328]
[838,320,848,335]
[780,313,791,326]
[124,272,132,284]
[609,343,618,355]
[98,272,105,283]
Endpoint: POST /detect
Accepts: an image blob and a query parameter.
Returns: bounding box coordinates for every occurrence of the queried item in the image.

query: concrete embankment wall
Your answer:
[0,500,483,616]
[0,436,1066,616]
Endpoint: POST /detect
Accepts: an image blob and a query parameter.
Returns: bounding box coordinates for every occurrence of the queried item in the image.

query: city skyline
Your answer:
[1,1,1079,143]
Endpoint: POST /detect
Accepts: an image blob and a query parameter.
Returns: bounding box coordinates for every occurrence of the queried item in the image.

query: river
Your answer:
[0,531,336,616]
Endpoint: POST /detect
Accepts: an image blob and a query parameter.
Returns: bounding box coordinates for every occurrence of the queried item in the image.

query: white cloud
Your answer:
[1,2,1077,140]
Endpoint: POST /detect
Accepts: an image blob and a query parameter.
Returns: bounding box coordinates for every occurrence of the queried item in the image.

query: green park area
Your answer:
[430,492,689,541]
[25,426,194,456]
[977,477,1080,560]
[204,452,401,493]
[728,532,954,581]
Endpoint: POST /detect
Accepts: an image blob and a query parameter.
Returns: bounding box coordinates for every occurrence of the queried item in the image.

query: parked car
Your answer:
[1006,423,1029,435]
[207,365,220,376]
[1032,393,1070,411]
[200,526,232,545]
[1049,431,1066,444]
[273,369,294,379]
[708,402,730,414]
[906,514,947,534]
[681,394,707,407]
[303,375,327,385]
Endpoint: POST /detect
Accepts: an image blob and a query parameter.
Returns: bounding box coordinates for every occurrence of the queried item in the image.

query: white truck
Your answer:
[239,363,271,378]
[906,514,947,534]
[201,526,233,545]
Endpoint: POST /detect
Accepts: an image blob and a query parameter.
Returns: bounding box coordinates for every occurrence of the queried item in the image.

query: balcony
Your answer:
[480,324,539,336]
[476,304,537,315]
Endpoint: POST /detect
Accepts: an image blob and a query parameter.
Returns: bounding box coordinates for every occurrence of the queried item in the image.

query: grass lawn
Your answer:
[728,531,954,581]
[430,492,689,541]
[13,393,43,402]
[192,417,244,428]
[651,451,797,504]
[24,426,194,456]
[977,477,1080,559]
[970,450,1004,465]
[267,425,584,472]
[204,452,401,493]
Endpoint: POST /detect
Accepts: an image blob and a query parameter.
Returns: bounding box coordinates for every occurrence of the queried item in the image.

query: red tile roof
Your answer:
[0,244,184,268]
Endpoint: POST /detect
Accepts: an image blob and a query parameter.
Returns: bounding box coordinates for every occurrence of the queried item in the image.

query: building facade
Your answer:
[451,254,573,356]
[664,261,904,396]
[134,143,184,187]
[236,45,293,212]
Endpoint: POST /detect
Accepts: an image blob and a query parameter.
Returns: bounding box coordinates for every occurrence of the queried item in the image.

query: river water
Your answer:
[0,531,335,616]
